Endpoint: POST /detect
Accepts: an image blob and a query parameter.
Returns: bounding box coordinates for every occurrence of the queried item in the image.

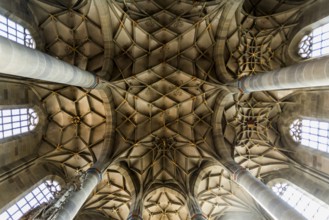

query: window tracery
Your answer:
[299,23,329,58]
[0,108,39,139]
[270,179,329,220]
[0,180,61,220]
[0,15,35,48]
[290,119,329,153]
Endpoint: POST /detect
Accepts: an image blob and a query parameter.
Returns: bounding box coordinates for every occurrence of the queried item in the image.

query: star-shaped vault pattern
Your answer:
[196,165,265,219]
[22,0,317,219]
[33,84,107,178]
[223,92,290,177]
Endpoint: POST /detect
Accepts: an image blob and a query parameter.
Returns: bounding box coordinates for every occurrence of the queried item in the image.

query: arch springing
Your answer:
[299,23,329,58]
[0,15,35,48]
[0,108,39,139]
[290,119,329,153]
[0,180,61,220]
[270,179,329,220]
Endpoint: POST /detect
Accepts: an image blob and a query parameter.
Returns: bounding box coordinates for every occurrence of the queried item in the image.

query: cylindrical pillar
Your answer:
[127,193,143,220]
[0,36,98,88]
[187,194,207,220]
[235,57,329,92]
[225,161,306,220]
[54,168,102,220]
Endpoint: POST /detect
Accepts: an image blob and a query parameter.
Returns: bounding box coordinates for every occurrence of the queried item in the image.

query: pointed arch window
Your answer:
[0,108,39,139]
[0,180,61,220]
[0,15,35,48]
[269,179,329,220]
[299,23,329,58]
[290,119,329,153]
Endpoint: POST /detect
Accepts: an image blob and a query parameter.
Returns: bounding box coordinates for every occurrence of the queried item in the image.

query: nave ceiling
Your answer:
[16,0,315,219]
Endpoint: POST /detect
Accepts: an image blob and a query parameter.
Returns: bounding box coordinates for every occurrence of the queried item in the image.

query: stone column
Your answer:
[127,193,143,220]
[0,36,98,88]
[187,194,207,220]
[54,168,102,220]
[225,161,306,220]
[234,57,329,92]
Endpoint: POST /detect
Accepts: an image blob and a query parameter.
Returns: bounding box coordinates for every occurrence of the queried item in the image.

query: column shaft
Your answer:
[187,194,207,220]
[54,168,101,220]
[225,161,306,220]
[127,193,143,220]
[237,56,329,92]
[0,36,97,88]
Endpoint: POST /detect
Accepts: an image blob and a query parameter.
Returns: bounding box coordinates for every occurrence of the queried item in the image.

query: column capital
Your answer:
[86,167,102,182]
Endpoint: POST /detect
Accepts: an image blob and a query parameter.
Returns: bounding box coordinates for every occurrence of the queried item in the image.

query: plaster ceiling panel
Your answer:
[56,12,83,29]
[41,23,58,43]
[86,1,101,24]
[44,121,62,144]
[47,40,69,57]
[89,123,106,144]
[34,85,107,175]
[83,22,102,45]
[177,57,196,76]
[51,111,71,127]
[137,18,161,33]
[57,96,76,115]
[134,58,149,75]
[82,167,132,219]
[130,45,148,58]
[166,1,191,14]
[134,28,152,51]
[76,96,89,115]
[77,123,91,144]
[154,11,175,27]
[167,88,193,104]
[153,28,178,43]
[170,19,194,35]
[136,1,160,15]
[64,137,88,151]
[81,41,104,58]
[223,93,290,177]
[143,187,189,220]
[61,125,77,143]
[179,29,195,51]
[30,0,105,73]
[182,46,200,60]
[196,165,261,219]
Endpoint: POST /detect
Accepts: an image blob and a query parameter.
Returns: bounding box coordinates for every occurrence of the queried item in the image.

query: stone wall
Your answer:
[0,81,46,170]
[279,90,329,176]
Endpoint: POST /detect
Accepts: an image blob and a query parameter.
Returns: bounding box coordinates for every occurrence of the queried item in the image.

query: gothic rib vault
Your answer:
[18,0,315,219]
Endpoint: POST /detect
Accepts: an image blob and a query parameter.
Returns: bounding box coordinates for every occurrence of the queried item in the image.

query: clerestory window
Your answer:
[299,23,329,58]
[0,108,39,139]
[0,15,35,48]
[269,179,329,220]
[290,119,329,153]
[0,180,61,220]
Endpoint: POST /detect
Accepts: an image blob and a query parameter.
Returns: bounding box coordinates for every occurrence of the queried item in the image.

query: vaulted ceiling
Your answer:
[24,0,313,219]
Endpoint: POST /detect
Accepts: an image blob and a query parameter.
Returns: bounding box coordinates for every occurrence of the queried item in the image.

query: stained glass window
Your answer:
[0,180,61,220]
[0,108,38,139]
[0,15,35,48]
[271,179,329,220]
[299,23,329,58]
